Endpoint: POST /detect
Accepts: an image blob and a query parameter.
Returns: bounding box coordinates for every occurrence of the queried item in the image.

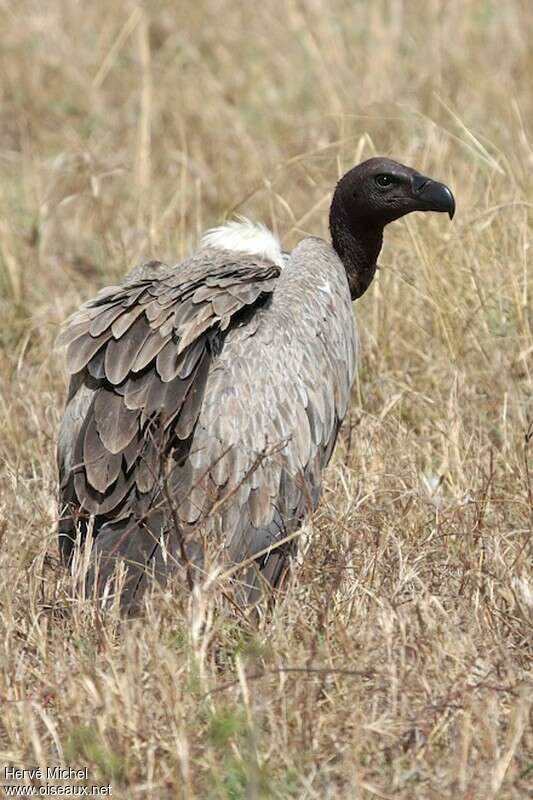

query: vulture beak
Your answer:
[411,173,456,219]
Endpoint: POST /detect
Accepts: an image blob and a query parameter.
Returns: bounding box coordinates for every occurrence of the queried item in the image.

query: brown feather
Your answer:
[132,332,172,373]
[228,284,264,305]
[111,304,146,338]
[56,318,91,349]
[66,330,112,375]
[177,315,215,354]
[85,289,122,314]
[144,298,164,322]
[192,284,217,304]
[160,372,194,425]
[123,431,142,472]
[104,315,152,385]
[178,338,205,379]
[174,298,198,328]
[87,348,107,380]
[212,293,240,318]
[156,340,180,382]
[141,373,170,422]
[83,415,122,493]
[74,466,134,515]
[89,304,126,337]
[134,438,160,493]
[204,275,242,288]
[175,351,210,439]
[146,303,175,329]
[121,285,151,308]
[123,371,154,410]
[157,314,177,339]
[175,301,213,339]
[94,389,140,454]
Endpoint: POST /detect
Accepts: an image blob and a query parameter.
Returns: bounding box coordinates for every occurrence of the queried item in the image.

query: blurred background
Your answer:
[1,0,530,281]
[0,2,531,798]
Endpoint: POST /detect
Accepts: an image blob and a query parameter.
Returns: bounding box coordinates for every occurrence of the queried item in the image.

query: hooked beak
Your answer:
[411,173,455,219]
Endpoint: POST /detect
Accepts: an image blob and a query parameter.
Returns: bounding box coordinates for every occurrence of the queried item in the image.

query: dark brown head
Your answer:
[329,157,455,299]
[332,157,455,226]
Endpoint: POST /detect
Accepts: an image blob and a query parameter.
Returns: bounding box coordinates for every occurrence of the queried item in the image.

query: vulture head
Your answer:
[329,157,455,298]
[333,157,455,225]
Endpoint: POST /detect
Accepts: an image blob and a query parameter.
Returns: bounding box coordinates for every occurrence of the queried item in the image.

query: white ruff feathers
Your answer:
[201,217,284,267]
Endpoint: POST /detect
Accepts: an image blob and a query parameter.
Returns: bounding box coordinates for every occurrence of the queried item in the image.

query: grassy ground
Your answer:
[0,0,532,797]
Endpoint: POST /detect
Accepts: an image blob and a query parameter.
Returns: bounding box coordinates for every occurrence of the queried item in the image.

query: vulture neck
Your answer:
[329,203,383,300]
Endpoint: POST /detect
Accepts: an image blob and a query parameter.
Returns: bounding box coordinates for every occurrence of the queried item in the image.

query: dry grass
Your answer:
[0,0,532,797]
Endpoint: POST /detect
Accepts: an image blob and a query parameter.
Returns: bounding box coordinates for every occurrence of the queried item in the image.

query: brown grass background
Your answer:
[0,0,532,797]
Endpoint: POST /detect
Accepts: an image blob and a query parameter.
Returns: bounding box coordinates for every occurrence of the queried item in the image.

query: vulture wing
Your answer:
[57,250,280,598]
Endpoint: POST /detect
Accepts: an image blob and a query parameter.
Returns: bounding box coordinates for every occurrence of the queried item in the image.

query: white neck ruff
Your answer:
[201,217,285,267]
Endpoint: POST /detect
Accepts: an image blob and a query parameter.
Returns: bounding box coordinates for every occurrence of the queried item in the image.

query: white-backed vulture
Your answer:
[57,157,455,612]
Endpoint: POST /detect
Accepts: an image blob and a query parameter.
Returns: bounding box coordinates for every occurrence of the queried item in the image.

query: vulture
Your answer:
[57,157,455,612]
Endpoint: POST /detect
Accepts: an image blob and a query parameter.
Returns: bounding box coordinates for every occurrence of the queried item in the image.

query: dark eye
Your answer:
[375,174,394,188]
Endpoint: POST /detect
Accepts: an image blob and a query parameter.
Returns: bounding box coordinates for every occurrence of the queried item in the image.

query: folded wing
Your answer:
[57,251,280,582]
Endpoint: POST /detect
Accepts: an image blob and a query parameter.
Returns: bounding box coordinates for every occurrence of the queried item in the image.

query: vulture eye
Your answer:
[375,174,394,188]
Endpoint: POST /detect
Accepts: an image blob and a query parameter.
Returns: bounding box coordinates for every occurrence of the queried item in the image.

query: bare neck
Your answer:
[329,203,383,300]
